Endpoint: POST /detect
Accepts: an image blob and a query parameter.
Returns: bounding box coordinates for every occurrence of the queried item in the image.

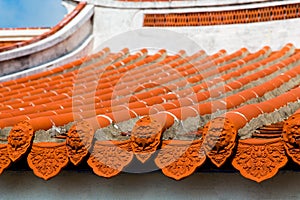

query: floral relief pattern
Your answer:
[232,138,288,183]
[0,144,11,174]
[67,121,94,165]
[87,140,133,178]
[7,121,34,162]
[202,117,237,167]
[130,116,163,163]
[27,142,68,180]
[155,140,206,180]
[282,114,300,164]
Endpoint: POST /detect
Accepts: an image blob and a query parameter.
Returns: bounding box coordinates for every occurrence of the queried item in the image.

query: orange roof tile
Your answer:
[1,44,300,182]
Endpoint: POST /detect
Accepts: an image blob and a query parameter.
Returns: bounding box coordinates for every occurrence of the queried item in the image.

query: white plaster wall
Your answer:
[93,5,300,54]
[0,170,300,199]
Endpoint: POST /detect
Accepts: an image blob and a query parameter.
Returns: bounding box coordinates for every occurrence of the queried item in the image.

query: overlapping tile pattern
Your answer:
[144,3,300,26]
[0,44,300,182]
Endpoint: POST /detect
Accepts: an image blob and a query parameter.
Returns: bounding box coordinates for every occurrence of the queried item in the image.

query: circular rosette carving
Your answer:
[155,140,206,180]
[202,117,237,167]
[7,121,34,162]
[66,121,94,165]
[232,138,288,183]
[0,144,11,174]
[130,116,163,163]
[87,140,133,178]
[27,142,68,180]
[282,114,300,164]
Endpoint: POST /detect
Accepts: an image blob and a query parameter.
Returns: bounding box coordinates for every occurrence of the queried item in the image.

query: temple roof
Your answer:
[0,43,300,182]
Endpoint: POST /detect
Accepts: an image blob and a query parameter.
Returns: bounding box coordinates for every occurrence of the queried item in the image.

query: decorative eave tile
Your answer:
[232,138,287,183]
[66,120,94,165]
[7,121,34,162]
[27,142,68,180]
[87,140,133,178]
[282,113,300,165]
[202,117,237,168]
[155,139,206,180]
[0,144,11,174]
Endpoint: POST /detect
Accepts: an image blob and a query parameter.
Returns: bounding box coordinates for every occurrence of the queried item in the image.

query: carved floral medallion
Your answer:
[130,116,163,163]
[155,139,206,180]
[66,121,94,165]
[87,140,133,178]
[7,121,34,162]
[27,142,68,180]
[0,144,11,174]
[282,114,300,164]
[202,117,237,167]
[232,138,287,182]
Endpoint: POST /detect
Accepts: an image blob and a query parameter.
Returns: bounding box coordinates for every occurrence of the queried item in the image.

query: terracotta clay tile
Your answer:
[282,113,300,165]
[105,110,137,123]
[7,121,34,162]
[128,101,147,109]
[238,90,258,101]
[226,81,243,90]
[143,96,164,106]
[67,121,94,165]
[189,92,208,103]
[0,115,30,128]
[194,103,212,115]
[87,140,133,178]
[235,105,263,121]
[155,140,206,180]
[27,142,68,180]
[0,144,11,175]
[232,138,287,183]
[169,106,198,120]
[202,117,237,167]
[131,107,151,116]
[95,115,113,129]
[224,112,248,130]
[254,102,275,113]
[29,117,53,131]
[27,111,57,119]
[226,92,246,108]
[130,115,168,163]
[51,113,77,126]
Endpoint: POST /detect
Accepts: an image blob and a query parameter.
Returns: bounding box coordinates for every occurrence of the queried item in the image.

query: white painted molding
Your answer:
[0,29,50,42]
[70,0,300,9]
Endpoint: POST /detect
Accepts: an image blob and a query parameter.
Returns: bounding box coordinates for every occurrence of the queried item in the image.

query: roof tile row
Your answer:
[0,45,300,182]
